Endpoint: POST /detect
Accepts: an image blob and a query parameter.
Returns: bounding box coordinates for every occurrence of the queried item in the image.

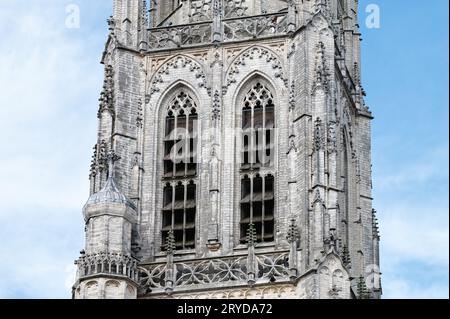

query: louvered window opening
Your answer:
[162,91,197,250]
[240,82,275,244]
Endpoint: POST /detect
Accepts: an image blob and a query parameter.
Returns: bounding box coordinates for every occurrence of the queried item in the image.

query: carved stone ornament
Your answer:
[138,252,291,293]
[226,46,288,90]
[147,56,210,101]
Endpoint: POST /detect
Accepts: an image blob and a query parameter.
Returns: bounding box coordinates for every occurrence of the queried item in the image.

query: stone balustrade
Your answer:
[146,12,289,51]
[138,250,295,295]
[75,252,139,282]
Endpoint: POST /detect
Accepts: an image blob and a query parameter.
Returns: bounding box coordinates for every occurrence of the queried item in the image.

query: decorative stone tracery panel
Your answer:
[145,1,289,51]
[148,23,212,50]
[146,55,210,104]
[224,46,288,93]
[223,13,288,42]
[138,252,290,292]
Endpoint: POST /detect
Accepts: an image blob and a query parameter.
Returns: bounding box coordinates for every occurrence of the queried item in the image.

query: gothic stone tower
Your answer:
[73,0,381,299]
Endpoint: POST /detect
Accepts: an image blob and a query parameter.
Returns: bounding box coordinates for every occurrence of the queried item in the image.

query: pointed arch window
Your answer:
[241,82,274,170]
[162,91,198,251]
[240,82,275,244]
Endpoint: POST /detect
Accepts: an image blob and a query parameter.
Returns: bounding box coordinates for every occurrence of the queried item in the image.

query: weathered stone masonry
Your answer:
[73,0,381,299]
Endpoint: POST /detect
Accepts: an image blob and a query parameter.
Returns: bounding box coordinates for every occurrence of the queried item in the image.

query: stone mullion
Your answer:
[262,98,266,167]
[251,105,255,167]
[173,114,178,177]
[183,182,187,249]
[171,183,175,231]
[250,174,254,226]
[185,113,189,177]
[261,175,266,242]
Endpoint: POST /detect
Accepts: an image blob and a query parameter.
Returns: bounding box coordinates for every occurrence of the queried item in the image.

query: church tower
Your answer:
[73,0,381,299]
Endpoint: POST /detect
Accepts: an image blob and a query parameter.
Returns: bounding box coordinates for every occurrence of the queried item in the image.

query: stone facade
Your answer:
[73,0,381,299]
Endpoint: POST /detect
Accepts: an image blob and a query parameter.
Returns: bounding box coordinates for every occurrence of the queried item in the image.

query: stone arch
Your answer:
[125,285,136,299]
[219,48,290,252]
[308,12,334,38]
[319,266,330,276]
[242,288,258,299]
[143,81,204,253]
[261,286,279,298]
[84,280,99,299]
[146,55,209,107]
[233,72,279,138]
[233,71,279,110]
[224,46,287,94]
[318,265,332,298]
[104,280,121,299]
[230,73,280,246]
[155,81,201,118]
[332,269,344,292]
[210,291,226,299]
[316,253,352,298]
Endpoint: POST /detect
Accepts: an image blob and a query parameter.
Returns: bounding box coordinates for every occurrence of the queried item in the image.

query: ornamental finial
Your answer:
[106,149,120,180]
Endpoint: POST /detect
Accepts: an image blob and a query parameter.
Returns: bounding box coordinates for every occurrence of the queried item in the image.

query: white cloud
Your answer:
[378,199,449,299]
[0,1,105,211]
[384,279,449,299]
[0,208,84,298]
[0,1,106,298]
[379,201,449,268]
[375,145,449,191]
[374,143,449,299]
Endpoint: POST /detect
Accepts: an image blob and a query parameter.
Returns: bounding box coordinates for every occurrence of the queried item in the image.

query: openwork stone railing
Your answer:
[148,22,212,50]
[75,252,139,282]
[138,250,293,294]
[146,12,288,51]
[223,12,288,42]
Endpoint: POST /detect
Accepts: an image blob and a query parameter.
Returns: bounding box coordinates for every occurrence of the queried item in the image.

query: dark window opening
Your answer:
[161,182,196,250]
[239,82,276,244]
[162,91,198,251]
[241,83,275,170]
[240,174,275,244]
[163,93,197,180]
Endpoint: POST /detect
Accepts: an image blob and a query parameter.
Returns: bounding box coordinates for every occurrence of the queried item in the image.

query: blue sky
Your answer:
[0,0,448,299]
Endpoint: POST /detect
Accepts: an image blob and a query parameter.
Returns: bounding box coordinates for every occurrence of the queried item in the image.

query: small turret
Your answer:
[73,150,139,299]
